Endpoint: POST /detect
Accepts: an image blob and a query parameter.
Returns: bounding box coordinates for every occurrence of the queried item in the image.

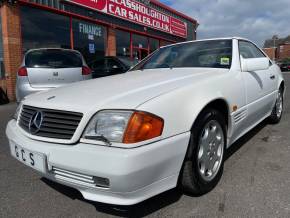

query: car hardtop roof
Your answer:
[161,37,252,48]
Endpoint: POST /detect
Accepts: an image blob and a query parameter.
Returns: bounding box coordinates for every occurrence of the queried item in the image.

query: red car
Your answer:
[280,63,290,72]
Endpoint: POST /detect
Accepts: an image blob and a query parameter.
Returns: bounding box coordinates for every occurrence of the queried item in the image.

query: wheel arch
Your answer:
[179,98,230,191]
[190,98,231,136]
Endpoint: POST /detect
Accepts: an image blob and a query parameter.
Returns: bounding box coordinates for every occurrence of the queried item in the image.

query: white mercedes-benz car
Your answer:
[6,38,285,205]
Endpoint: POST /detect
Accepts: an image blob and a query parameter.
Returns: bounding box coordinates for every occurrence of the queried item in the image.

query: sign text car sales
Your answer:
[109,0,171,32]
[67,0,187,38]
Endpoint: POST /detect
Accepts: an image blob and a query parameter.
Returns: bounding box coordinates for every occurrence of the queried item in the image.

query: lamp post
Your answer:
[272,35,279,62]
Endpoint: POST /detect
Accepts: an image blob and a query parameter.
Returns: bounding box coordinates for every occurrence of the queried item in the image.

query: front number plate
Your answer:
[10,144,47,173]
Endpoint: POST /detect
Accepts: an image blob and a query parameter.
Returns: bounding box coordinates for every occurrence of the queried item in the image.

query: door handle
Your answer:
[270,75,275,80]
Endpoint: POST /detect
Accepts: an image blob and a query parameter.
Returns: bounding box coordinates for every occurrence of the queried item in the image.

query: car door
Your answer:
[90,59,106,78]
[239,40,276,127]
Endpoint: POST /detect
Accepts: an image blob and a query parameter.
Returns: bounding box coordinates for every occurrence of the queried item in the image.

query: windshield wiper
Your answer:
[84,135,112,146]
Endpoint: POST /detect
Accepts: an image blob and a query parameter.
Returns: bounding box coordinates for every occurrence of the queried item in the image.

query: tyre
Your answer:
[180,109,226,195]
[268,88,283,124]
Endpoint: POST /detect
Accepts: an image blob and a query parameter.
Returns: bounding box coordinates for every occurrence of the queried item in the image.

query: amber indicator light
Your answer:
[123,111,164,144]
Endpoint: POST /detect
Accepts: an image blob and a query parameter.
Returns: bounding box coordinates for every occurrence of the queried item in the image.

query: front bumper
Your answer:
[6,120,190,205]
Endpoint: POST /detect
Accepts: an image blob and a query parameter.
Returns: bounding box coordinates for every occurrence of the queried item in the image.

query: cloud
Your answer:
[161,0,290,47]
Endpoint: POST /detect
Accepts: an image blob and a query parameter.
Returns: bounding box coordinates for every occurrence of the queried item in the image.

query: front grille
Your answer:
[18,105,83,140]
[52,167,110,188]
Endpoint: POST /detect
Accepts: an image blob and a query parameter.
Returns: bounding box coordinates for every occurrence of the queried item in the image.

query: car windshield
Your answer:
[131,39,233,71]
[25,49,83,68]
[118,57,139,67]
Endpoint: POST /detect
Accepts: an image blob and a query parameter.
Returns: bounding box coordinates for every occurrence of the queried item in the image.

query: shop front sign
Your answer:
[67,0,187,38]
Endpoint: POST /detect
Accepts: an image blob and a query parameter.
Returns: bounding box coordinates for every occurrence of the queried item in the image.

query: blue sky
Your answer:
[160,0,290,47]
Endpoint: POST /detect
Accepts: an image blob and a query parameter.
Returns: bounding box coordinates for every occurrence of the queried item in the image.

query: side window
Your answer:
[90,59,107,78]
[239,41,266,59]
[107,59,123,70]
[90,59,105,71]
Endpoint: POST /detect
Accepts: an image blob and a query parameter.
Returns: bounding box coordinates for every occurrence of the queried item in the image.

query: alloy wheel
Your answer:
[276,91,283,119]
[197,120,224,182]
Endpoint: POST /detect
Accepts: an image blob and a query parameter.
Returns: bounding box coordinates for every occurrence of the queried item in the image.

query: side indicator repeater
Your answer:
[233,105,238,112]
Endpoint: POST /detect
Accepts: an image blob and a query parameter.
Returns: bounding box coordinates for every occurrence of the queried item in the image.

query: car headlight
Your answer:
[82,110,164,144]
[13,102,23,120]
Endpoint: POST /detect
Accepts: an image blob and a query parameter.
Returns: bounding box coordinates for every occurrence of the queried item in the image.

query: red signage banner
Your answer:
[67,0,187,38]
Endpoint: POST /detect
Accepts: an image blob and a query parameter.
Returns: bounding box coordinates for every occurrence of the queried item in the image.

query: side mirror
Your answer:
[241,57,270,72]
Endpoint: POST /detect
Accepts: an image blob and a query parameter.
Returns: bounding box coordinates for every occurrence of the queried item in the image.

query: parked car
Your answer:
[7,38,284,205]
[280,63,290,72]
[16,48,92,102]
[89,56,138,78]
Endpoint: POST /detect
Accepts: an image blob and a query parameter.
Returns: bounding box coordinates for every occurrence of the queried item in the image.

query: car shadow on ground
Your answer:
[41,178,183,217]
[41,120,268,218]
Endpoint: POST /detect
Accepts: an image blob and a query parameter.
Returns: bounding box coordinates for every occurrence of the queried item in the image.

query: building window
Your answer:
[149,38,159,53]
[160,40,172,47]
[20,6,71,53]
[132,34,149,61]
[132,34,148,49]
[72,19,106,65]
[116,30,130,57]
